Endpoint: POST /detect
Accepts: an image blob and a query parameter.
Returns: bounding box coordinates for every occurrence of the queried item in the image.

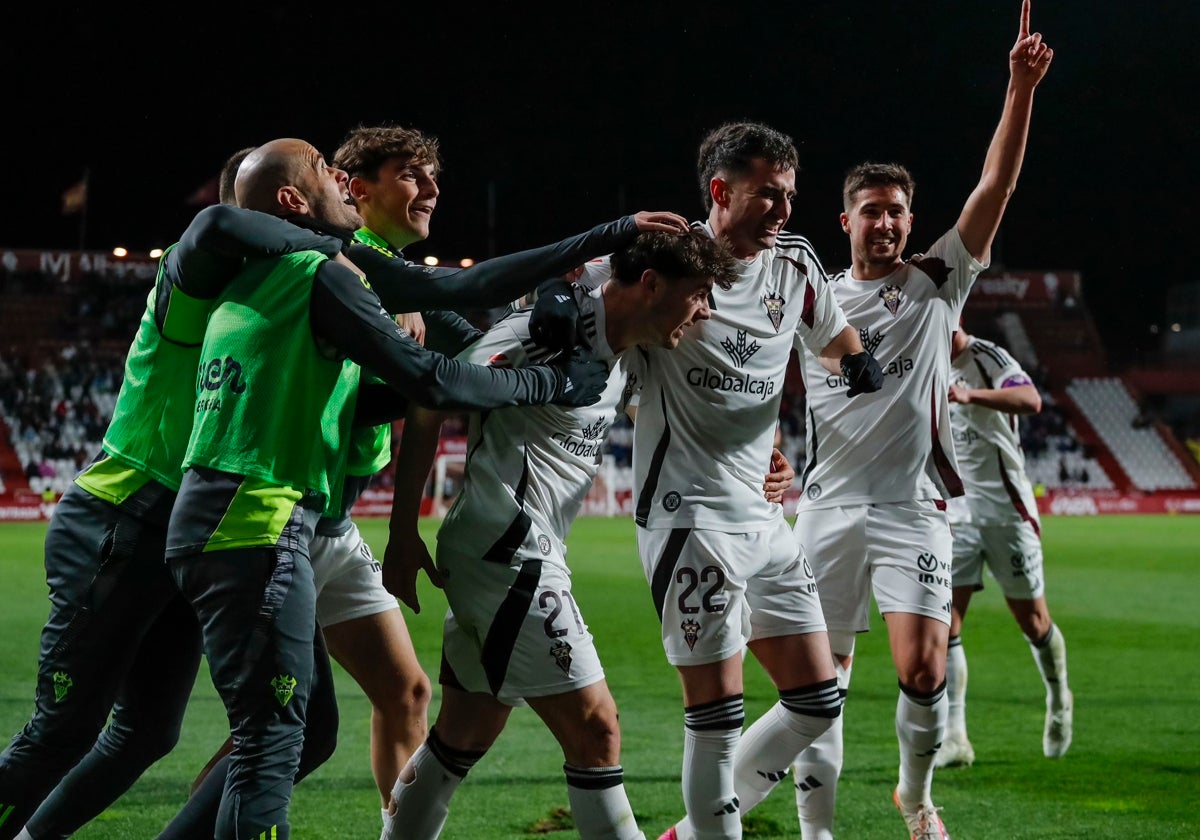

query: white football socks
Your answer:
[894,681,948,811]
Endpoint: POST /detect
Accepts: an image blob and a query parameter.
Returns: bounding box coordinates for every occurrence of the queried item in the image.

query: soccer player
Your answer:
[595,120,883,840]
[171,128,691,834]
[936,325,1072,767]
[790,4,1053,838]
[0,204,351,840]
[161,136,613,840]
[382,228,738,840]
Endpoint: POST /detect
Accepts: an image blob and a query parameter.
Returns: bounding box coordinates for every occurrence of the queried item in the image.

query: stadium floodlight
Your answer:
[112,247,128,257]
[1171,323,1182,332]
[423,256,439,266]
[459,258,474,267]
[149,248,164,258]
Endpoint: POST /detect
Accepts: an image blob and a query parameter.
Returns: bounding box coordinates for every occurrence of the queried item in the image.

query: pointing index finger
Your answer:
[1020,0,1031,39]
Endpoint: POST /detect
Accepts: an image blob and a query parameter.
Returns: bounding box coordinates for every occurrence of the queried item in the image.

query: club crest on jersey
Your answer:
[762,292,786,332]
[681,618,701,651]
[858,327,885,356]
[550,639,573,674]
[878,284,904,316]
[537,534,552,556]
[580,418,605,441]
[720,331,761,368]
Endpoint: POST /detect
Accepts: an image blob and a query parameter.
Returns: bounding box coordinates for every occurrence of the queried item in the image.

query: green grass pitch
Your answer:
[1,515,1198,838]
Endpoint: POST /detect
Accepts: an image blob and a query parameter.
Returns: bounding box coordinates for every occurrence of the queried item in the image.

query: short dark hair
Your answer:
[609,229,737,291]
[332,124,441,181]
[697,122,799,211]
[218,146,258,206]
[842,162,915,211]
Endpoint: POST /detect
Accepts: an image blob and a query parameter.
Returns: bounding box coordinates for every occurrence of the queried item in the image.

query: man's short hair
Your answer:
[332,124,441,181]
[842,162,916,212]
[219,146,258,206]
[610,229,737,291]
[697,122,799,211]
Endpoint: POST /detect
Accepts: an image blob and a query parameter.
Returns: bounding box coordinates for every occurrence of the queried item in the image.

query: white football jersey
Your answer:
[438,284,639,558]
[949,335,1041,528]
[630,223,848,531]
[798,227,986,510]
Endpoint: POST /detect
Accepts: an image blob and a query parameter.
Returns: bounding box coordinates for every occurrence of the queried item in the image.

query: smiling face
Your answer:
[649,273,715,348]
[305,151,362,231]
[711,158,796,259]
[235,138,362,230]
[842,185,913,279]
[350,156,439,250]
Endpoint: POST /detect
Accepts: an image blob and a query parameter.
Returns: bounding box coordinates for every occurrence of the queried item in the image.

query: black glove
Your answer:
[551,348,609,407]
[841,351,884,397]
[529,279,582,353]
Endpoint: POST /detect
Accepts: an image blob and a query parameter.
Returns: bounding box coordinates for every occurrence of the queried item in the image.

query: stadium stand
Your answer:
[1066,377,1195,491]
[3,250,1199,517]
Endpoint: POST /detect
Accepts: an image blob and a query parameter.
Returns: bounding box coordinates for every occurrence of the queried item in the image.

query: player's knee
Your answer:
[96,716,182,764]
[390,671,432,719]
[563,704,622,766]
[897,661,945,696]
[1019,606,1053,644]
[899,671,946,700]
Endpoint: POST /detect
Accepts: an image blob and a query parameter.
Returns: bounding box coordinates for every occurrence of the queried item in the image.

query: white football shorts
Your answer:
[794,500,954,632]
[437,537,605,707]
[310,522,399,627]
[637,517,826,667]
[951,518,1045,599]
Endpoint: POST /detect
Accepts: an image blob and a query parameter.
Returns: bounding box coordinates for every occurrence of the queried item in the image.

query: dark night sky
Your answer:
[3,2,1197,362]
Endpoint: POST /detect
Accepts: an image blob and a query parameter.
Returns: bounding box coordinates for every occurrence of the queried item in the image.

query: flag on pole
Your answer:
[185,176,220,207]
[62,178,88,215]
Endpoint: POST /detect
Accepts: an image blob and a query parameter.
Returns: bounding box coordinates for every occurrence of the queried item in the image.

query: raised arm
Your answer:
[352,211,688,314]
[956,0,1054,263]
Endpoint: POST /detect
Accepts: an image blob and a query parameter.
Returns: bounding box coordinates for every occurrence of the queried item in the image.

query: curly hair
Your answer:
[610,229,737,291]
[331,124,441,181]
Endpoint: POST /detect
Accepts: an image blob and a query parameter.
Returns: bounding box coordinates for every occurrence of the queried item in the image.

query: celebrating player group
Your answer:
[0,3,1057,839]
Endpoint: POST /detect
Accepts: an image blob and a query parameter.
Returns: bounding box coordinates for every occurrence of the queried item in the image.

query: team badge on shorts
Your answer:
[762,292,786,332]
[271,674,298,707]
[662,491,681,512]
[537,534,552,556]
[879,284,904,316]
[681,618,701,651]
[550,639,573,674]
[805,483,822,501]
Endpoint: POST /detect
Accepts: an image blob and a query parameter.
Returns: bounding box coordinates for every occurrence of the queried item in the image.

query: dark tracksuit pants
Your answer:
[156,629,339,840]
[167,503,321,840]
[0,481,196,840]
